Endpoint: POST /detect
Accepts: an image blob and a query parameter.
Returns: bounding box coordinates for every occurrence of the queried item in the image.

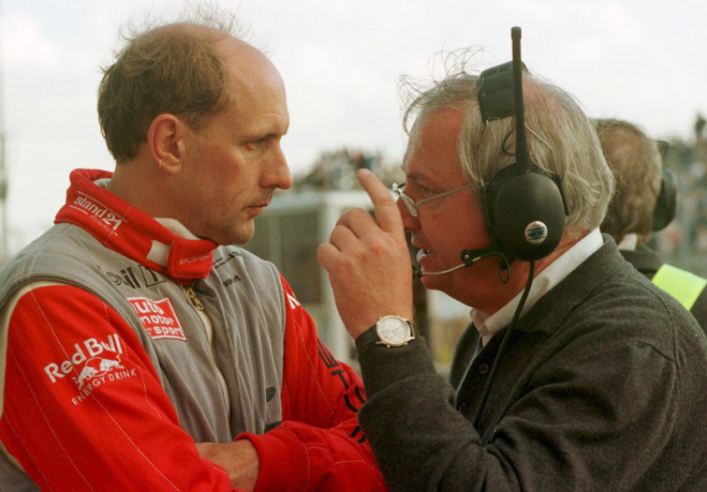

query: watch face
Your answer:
[377,316,411,345]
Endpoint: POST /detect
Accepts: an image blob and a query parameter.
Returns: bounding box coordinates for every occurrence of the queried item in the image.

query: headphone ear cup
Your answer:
[485,166,567,261]
[652,169,677,232]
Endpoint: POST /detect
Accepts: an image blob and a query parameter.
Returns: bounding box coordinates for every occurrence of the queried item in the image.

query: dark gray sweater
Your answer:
[358,238,707,492]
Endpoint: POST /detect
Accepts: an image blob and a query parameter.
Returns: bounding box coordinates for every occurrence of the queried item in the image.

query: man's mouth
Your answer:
[247,199,271,213]
[416,248,434,263]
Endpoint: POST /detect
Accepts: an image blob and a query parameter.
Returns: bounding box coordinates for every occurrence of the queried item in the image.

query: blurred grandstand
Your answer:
[293,147,404,192]
[650,114,707,276]
[290,121,707,281]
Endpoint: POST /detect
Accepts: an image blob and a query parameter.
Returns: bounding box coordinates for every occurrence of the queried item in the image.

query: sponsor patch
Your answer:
[287,293,301,310]
[70,193,124,232]
[101,265,166,289]
[44,334,124,385]
[128,297,187,341]
[214,251,241,269]
[179,255,209,266]
[42,334,139,405]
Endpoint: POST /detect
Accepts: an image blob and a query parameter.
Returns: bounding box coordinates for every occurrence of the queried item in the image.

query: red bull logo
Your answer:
[44,334,123,384]
[42,334,138,406]
[72,355,124,390]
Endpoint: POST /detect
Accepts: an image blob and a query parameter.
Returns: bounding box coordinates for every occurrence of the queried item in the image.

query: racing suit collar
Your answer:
[54,168,217,284]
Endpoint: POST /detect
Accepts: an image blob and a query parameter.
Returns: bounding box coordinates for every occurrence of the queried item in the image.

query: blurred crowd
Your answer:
[294,147,403,192]
[291,117,707,278]
[652,114,707,275]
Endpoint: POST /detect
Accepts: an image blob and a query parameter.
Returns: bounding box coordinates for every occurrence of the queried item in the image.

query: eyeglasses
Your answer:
[392,182,474,218]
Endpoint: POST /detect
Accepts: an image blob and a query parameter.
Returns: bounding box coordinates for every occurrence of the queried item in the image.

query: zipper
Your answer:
[185,285,205,311]
[182,285,231,419]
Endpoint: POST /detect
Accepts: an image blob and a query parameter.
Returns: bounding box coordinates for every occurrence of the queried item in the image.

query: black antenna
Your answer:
[511,27,530,173]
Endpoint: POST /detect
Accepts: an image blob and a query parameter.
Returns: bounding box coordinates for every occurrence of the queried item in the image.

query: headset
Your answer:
[461,27,572,429]
[652,169,678,232]
[475,28,569,263]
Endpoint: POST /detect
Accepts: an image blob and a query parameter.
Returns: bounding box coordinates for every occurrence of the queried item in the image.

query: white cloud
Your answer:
[1,12,61,67]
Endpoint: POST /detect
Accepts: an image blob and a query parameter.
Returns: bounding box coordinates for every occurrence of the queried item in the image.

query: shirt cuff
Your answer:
[238,431,310,492]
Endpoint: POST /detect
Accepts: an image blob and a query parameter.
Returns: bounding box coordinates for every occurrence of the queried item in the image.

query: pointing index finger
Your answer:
[356,169,403,234]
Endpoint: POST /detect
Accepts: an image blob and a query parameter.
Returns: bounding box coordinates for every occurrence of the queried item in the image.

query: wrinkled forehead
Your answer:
[402,108,469,181]
[217,38,286,107]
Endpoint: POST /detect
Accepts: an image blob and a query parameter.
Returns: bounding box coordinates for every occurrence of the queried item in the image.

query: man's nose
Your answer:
[263,146,292,190]
[397,198,420,232]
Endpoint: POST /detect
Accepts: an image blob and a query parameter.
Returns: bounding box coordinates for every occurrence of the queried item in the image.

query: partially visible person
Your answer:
[318,54,707,491]
[596,118,707,332]
[0,9,383,492]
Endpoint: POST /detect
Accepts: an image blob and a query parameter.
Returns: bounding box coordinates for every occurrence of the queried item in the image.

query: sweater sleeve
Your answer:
[241,275,386,492]
[356,330,695,492]
[0,283,239,491]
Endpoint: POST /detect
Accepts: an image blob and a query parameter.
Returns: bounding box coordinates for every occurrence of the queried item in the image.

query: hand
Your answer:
[317,169,413,339]
[196,440,259,492]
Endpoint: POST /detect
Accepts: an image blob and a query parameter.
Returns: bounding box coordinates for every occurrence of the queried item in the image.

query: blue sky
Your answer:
[2,0,707,252]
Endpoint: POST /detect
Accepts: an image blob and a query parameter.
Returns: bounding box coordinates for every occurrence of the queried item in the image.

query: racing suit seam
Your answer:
[100,300,165,421]
[282,377,292,417]
[7,347,97,492]
[26,290,184,491]
[203,279,250,432]
[25,228,68,278]
[283,428,311,492]
[2,415,52,491]
[292,315,336,420]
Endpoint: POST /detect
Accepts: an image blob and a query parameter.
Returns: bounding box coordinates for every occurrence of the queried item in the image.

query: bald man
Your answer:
[0,12,383,492]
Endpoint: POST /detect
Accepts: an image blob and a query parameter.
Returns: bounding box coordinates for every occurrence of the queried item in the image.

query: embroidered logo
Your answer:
[102,265,166,289]
[73,355,124,390]
[287,293,301,310]
[43,334,124,385]
[70,193,124,232]
[179,255,209,265]
[222,274,242,288]
[214,251,241,269]
[42,335,138,405]
[128,297,187,341]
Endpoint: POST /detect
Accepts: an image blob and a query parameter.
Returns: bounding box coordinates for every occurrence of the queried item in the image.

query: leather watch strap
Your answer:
[355,326,380,354]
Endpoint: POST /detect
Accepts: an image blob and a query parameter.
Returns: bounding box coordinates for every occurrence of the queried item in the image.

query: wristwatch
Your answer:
[355,315,416,354]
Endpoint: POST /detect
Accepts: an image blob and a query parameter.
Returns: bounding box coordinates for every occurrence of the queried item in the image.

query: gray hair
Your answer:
[594,118,662,246]
[98,4,249,163]
[401,61,615,237]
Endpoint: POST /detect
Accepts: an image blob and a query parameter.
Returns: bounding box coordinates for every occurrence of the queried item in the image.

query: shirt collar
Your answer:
[472,228,604,344]
[55,169,218,284]
[617,233,638,251]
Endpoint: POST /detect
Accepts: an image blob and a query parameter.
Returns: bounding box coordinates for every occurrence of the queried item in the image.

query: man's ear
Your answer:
[147,114,187,175]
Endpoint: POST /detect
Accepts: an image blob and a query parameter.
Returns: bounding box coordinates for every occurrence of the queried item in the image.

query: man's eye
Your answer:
[418,185,434,197]
[245,138,268,152]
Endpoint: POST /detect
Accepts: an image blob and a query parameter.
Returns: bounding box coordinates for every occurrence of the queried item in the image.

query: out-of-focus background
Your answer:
[2,0,707,370]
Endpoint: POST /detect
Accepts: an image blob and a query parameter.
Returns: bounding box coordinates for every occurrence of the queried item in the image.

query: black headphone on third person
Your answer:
[652,168,678,232]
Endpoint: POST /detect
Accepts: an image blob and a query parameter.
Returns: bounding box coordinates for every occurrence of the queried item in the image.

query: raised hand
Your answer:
[317,169,414,340]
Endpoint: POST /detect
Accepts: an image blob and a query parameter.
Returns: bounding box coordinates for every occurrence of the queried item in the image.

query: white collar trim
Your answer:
[472,228,604,345]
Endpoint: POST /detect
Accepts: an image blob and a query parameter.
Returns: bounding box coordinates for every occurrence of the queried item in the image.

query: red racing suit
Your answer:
[0,169,385,492]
